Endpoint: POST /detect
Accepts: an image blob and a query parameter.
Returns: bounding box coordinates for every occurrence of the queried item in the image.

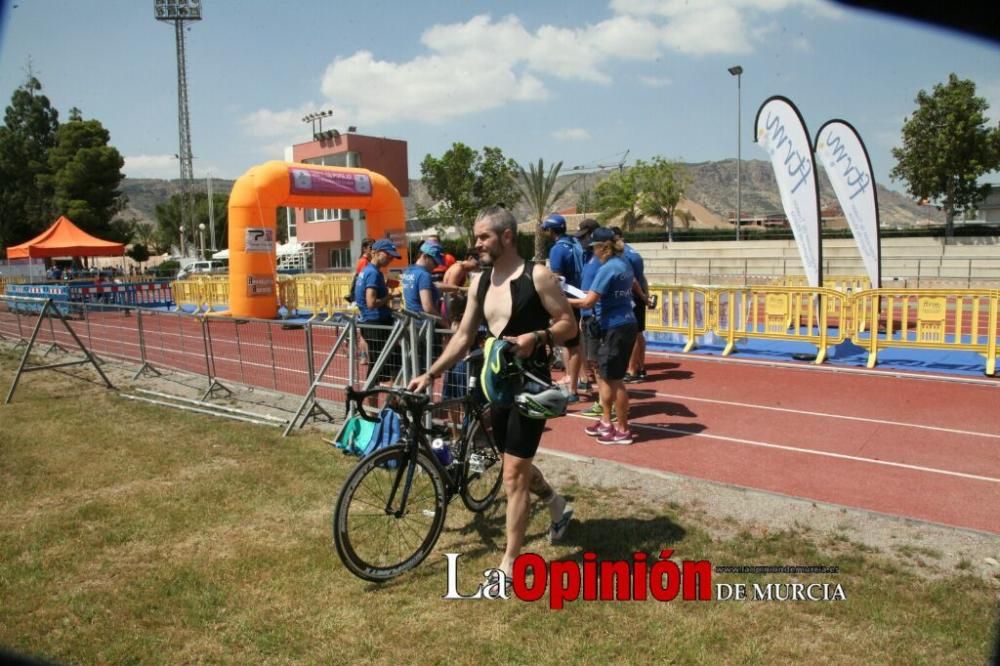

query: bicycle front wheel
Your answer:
[333,445,447,582]
[460,417,503,513]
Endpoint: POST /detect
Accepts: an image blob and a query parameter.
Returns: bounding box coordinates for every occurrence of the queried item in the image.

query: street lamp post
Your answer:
[179,225,186,256]
[728,65,743,242]
[198,223,206,259]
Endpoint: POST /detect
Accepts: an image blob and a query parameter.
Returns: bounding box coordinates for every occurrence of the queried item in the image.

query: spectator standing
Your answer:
[426,234,456,281]
[541,213,585,401]
[402,241,446,375]
[354,239,402,384]
[354,238,375,274]
[611,227,649,382]
[573,219,602,412]
[568,227,637,445]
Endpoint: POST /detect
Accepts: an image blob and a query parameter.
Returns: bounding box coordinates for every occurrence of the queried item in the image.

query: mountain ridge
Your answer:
[119,159,942,230]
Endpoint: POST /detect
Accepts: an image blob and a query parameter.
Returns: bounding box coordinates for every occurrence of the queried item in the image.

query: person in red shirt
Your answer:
[354,238,375,274]
[426,235,456,280]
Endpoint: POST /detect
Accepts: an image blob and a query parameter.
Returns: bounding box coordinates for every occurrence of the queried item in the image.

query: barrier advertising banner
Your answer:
[814,120,881,288]
[754,96,823,287]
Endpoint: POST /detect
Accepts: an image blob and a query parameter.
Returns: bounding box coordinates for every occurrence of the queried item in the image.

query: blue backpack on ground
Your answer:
[335,405,402,467]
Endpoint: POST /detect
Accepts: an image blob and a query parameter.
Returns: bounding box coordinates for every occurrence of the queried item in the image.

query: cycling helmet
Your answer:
[479,337,522,407]
[515,382,569,420]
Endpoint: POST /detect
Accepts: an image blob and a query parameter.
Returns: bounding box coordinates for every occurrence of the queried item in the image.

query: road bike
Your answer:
[333,354,503,582]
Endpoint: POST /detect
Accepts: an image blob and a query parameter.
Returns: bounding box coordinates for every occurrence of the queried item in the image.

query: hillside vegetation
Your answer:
[120,160,941,230]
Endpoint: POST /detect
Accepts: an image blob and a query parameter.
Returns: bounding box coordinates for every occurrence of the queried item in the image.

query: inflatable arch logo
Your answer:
[227,161,407,319]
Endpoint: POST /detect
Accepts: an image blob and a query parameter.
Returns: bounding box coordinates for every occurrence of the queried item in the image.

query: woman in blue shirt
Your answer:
[568,227,638,445]
[354,238,402,383]
[402,241,446,375]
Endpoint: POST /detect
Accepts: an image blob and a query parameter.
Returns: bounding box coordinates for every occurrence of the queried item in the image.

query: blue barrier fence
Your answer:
[4,281,174,315]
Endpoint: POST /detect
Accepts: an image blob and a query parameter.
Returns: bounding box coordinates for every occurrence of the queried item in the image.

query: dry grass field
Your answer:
[0,348,997,665]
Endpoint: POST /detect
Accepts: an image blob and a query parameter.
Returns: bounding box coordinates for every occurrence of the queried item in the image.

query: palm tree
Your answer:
[517,159,574,260]
[593,167,642,231]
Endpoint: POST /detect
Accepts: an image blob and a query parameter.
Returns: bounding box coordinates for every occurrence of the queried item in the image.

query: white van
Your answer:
[177,260,226,279]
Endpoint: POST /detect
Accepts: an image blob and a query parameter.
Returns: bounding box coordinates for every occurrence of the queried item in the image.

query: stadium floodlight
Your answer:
[728,65,743,241]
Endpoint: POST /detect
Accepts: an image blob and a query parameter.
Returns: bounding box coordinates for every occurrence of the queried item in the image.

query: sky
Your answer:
[0,0,998,193]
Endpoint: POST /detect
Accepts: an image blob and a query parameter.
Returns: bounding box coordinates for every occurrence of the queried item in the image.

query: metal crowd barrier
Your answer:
[851,288,999,375]
[712,286,849,364]
[3,280,996,420]
[644,285,713,352]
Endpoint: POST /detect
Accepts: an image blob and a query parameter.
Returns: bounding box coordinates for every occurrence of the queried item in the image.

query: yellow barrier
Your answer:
[278,275,298,313]
[851,288,998,375]
[0,276,30,294]
[782,275,870,292]
[202,276,229,310]
[645,285,713,352]
[294,278,328,321]
[171,280,206,312]
[324,273,357,316]
[713,286,849,364]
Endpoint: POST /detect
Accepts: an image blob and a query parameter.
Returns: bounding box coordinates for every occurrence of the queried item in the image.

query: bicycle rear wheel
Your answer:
[334,444,447,582]
[460,417,503,513]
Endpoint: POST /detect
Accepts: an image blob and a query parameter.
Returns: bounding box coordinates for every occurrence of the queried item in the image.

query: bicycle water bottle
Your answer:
[431,438,454,466]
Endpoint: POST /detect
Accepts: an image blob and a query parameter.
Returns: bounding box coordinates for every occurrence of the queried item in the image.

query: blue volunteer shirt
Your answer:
[401,264,440,315]
[549,234,583,288]
[579,252,601,318]
[623,243,647,294]
[589,256,636,331]
[355,263,391,322]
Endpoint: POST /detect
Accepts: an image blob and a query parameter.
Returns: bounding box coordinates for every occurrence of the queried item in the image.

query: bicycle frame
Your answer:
[344,385,493,515]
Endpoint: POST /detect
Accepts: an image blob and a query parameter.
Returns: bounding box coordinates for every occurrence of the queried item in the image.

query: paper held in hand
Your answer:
[558,276,586,299]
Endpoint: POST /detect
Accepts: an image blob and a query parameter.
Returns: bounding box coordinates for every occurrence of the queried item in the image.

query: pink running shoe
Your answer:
[597,428,634,445]
[584,421,613,437]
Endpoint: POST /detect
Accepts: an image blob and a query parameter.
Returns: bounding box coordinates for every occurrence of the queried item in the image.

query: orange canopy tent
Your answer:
[5,216,125,259]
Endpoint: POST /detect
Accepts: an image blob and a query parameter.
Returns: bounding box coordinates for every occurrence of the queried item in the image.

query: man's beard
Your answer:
[478,247,500,266]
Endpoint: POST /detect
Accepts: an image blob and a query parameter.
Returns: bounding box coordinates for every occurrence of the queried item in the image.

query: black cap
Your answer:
[588,227,616,246]
[576,218,600,238]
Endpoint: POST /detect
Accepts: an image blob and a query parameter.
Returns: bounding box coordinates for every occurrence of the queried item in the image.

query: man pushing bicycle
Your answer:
[409,205,578,579]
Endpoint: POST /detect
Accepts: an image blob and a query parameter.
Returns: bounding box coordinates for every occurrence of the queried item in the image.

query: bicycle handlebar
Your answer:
[345,386,430,422]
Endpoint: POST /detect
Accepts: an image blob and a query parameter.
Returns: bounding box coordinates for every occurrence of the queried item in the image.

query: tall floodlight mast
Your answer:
[154,0,202,255]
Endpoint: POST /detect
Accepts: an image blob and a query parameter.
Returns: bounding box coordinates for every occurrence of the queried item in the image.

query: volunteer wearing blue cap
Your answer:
[402,241,446,375]
[355,238,402,383]
[611,227,649,382]
[402,241,444,316]
[541,213,585,402]
[567,227,637,445]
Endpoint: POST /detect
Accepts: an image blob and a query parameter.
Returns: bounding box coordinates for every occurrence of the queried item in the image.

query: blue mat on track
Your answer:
[646,332,996,378]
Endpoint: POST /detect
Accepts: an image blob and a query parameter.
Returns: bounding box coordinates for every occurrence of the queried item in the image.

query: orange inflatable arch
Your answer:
[227,161,407,318]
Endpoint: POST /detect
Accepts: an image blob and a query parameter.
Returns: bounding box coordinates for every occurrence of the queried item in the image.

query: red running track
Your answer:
[542,354,1000,535]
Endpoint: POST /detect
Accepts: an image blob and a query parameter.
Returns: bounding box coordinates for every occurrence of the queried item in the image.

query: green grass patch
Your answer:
[0,350,996,664]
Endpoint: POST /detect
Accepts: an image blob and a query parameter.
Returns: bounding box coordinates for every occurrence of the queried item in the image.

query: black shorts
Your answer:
[360,321,402,384]
[564,308,581,349]
[598,323,638,381]
[581,315,600,360]
[491,405,547,459]
[633,298,647,332]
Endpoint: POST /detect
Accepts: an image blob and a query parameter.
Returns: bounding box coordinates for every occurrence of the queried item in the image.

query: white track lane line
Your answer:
[638,389,1000,440]
[567,415,1000,484]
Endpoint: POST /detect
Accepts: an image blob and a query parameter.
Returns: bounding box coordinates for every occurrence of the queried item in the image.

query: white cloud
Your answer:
[240,103,319,139]
[552,128,592,141]
[245,2,838,131]
[123,154,178,179]
[660,5,753,55]
[639,74,672,87]
[321,48,548,126]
